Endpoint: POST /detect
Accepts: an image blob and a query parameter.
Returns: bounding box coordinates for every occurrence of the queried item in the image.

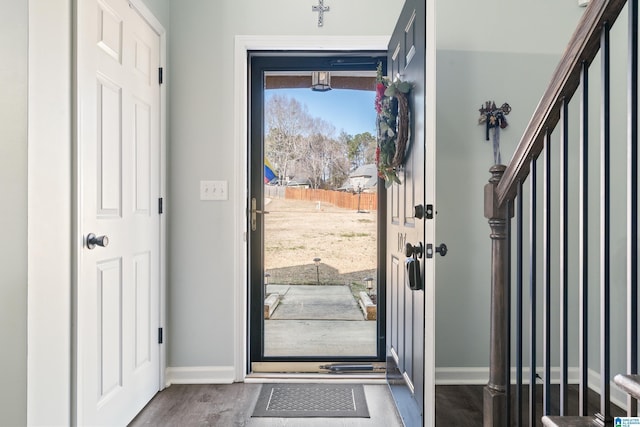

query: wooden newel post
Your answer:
[483,164,511,426]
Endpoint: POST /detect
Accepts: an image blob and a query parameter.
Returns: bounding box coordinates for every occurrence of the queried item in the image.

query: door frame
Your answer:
[71,0,168,421]
[233,36,389,379]
[233,33,435,417]
[425,1,436,424]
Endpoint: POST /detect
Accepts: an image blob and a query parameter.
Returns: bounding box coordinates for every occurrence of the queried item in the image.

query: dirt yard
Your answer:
[264,196,378,290]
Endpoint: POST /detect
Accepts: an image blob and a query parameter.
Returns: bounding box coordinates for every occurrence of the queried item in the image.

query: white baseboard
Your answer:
[165,366,236,386]
[435,366,581,385]
[435,367,489,385]
[435,366,628,411]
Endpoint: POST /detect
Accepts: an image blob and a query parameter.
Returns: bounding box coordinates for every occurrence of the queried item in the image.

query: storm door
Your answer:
[248,54,387,372]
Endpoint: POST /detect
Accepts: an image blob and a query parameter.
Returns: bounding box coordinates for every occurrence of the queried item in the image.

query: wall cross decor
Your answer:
[312,0,330,27]
[478,101,511,165]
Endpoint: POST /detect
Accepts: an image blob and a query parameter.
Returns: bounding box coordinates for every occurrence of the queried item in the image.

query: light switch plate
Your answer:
[200,180,228,200]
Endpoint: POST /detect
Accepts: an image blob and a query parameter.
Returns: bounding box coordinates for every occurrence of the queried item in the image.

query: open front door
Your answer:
[386,1,436,425]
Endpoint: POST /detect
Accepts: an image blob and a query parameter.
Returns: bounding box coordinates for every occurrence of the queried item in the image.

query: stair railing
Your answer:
[483,0,636,425]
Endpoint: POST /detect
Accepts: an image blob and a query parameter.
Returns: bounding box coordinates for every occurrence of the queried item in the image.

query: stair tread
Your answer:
[541,416,599,427]
[614,374,640,400]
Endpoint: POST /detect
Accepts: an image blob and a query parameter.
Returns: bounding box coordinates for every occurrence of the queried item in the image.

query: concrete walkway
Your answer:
[269,285,364,320]
[264,320,377,357]
[264,284,378,357]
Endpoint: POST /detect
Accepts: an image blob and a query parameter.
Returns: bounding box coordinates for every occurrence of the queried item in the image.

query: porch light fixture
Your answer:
[311,71,331,92]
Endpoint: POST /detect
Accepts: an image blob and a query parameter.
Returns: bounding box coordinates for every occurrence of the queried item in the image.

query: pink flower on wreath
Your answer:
[375,82,386,114]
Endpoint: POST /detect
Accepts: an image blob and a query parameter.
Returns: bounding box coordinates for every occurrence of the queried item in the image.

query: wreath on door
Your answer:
[375,63,412,187]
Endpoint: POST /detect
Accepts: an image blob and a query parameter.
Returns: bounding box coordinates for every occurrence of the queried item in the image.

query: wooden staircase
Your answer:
[613,374,640,401]
[483,0,640,425]
[542,374,640,425]
[540,378,638,425]
[542,380,640,427]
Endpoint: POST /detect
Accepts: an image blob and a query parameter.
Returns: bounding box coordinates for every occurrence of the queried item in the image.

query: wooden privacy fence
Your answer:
[284,187,377,211]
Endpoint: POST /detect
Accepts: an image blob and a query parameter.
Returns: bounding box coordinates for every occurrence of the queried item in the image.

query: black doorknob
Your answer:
[405,242,424,258]
[87,233,109,250]
[435,243,448,256]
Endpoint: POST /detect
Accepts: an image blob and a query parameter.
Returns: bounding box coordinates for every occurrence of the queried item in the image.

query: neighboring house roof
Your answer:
[339,164,378,192]
[286,177,312,187]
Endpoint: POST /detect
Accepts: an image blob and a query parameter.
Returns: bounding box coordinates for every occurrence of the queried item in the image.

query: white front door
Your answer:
[76,0,162,424]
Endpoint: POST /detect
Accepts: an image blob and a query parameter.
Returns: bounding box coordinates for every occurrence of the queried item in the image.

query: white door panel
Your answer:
[77,0,161,424]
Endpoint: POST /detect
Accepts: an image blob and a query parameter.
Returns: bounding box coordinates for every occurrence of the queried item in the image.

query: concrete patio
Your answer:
[264,284,378,357]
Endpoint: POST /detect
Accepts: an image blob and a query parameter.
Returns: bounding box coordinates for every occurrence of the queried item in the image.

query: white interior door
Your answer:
[76,0,161,424]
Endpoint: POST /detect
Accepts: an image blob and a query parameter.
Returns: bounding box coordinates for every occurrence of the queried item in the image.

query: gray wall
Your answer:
[434,1,632,400]
[434,0,584,373]
[166,0,588,374]
[435,50,565,369]
[140,0,170,28]
[164,0,591,378]
[0,0,27,424]
[167,0,402,369]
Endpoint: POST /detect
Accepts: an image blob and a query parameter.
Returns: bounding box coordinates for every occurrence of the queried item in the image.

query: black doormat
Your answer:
[252,383,370,418]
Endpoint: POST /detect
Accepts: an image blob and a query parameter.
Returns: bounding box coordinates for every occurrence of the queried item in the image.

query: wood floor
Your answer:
[129,383,625,426]
[435,384,626,427]
[129,383,404,427]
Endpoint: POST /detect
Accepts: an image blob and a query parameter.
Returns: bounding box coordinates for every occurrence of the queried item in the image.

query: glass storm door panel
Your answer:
[248,55,387,367]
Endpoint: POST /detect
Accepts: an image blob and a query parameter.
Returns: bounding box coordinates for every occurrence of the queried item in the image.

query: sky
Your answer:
[265,87,377,137]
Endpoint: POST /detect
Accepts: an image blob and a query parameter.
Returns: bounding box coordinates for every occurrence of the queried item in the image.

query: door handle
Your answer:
[405,241,423,290]
[406,257,422,290]
[404,242,423,258]
[425,243,448,258]
[86,233,109,249]
[413,205,425,219]
[436,243,448,256]
[413,204,434,219]
[251,197,270,231]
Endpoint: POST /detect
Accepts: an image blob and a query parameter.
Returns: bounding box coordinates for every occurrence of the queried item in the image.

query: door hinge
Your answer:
[158,197,164,214]
[159,67,164,85]
[158,327,164,344]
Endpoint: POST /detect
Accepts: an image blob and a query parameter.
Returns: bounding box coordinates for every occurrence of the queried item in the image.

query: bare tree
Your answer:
[264,95,312,183]
[265,93,366,190]
[297,117,337,189]
[326,141,350,189]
